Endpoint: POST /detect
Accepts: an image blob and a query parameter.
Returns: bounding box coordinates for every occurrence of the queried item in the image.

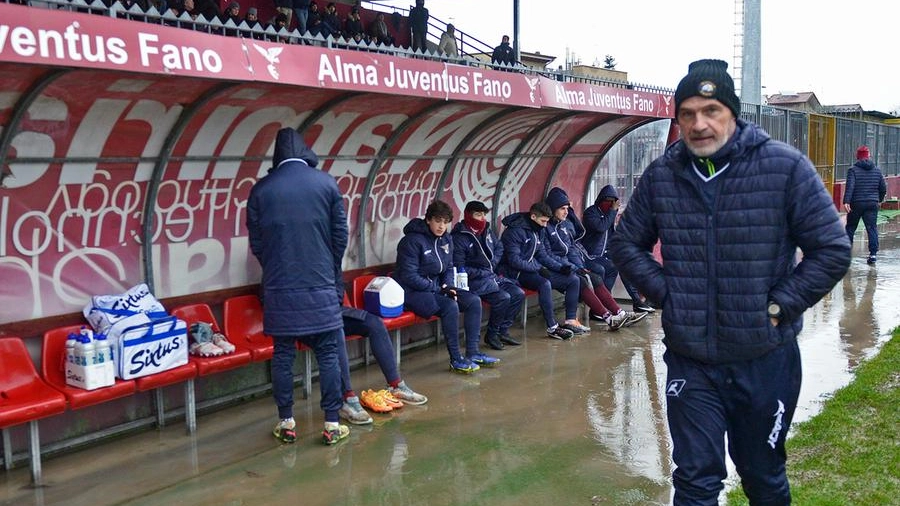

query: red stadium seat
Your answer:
[42,325,136,411]
[0,337,67,485]
[170,303,252,376]
[223,295,274,361]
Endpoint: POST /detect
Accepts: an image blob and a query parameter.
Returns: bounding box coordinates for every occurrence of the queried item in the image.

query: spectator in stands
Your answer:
[369,12,394,46]
[491,35,515,67]
[498,203,575,340]
[409,0,428,52]
[223,1,241,23]
[273,0,293,31]
[395,200,499,373]
[307,2,323,36]
[247,127,351,446]
[321,2,343,39]
[451,201,525,350]
[270,13,290,43]
[544,187,646,331]
[243,7,266,39]
[581,185,655,313]
[338,294,428,415]
[344,6,365,40]
[438,23,458,58]
[293,0,311,34]
[190,0,221,21]
[843,145,887,264]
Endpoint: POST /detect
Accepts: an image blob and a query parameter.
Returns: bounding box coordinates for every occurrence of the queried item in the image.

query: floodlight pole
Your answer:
[513,0,520,62]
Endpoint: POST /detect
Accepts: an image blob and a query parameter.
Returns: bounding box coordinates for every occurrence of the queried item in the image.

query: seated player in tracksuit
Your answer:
[395,200,499,373]
[497,202,581,340]
[450,200,525,351]
[544,187,646,330]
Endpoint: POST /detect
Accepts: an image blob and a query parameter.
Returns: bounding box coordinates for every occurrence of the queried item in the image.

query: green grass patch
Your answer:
[727,330,900,505]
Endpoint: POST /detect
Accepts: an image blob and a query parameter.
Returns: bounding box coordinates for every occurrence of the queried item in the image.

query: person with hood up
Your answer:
[581,185,655,313]
[395,200,499,373]
[247,127,351,446]
[609,59,850,505]
[843,145,887,264]
[497,202,577,340]
[451,201,525,351]
[544,187,646,331]
[491,35,515,66]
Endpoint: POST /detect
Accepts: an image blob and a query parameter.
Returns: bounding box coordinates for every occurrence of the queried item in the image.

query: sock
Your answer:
[280,417,295,428]
[548,324,558,332]
[389,379,402,389]
[324,421,340,431]
[343,390,355,400]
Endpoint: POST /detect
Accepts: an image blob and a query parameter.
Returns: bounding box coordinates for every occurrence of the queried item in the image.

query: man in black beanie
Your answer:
[609,59,851,505]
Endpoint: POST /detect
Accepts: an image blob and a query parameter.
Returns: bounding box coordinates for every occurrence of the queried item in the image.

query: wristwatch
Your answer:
[767,301,783,319]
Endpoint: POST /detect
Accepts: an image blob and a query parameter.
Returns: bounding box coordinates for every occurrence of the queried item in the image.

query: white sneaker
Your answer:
[339,396,373,425]
[389,381,428,405]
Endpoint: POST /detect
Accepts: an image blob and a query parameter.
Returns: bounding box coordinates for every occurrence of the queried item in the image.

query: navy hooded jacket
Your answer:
[498,212,568,280]
[544,187,587,268]
[843,158,886,206]
[247,128,347,337]
[450,221,503,295]
[610,120,850,364]
[581,184,619,258]
[395,218,454,294]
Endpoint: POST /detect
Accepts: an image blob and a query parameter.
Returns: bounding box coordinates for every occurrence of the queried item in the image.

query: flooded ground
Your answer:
[3,231,898,506]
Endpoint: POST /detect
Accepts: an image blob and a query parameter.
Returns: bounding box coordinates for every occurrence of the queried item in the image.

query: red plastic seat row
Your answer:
[352,274,424,366]
[0,336,67,485]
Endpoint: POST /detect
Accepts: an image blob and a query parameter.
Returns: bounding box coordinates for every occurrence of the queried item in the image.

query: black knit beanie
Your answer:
[674,59,741,118]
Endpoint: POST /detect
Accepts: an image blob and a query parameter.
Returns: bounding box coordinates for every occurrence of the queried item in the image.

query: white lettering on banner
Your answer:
[382,62,469,95]
[138,33,222,73]
[317,54,378,86]
[587,88,631,109]
[0,22,128,64]
[472,72,511,99]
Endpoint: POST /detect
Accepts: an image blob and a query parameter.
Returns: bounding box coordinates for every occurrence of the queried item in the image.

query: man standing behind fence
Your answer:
[610,59,850,505]
[843,145,887,264]
[247,127,350,446]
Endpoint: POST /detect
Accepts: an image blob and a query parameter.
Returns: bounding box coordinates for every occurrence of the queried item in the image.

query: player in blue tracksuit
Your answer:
[395,200,499,373]
[450,200,525,350]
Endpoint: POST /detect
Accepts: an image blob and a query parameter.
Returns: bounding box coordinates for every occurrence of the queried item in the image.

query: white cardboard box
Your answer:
[66,361,116,390]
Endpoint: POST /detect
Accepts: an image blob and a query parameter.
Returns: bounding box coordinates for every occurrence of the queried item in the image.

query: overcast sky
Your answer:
[371,0,898,112]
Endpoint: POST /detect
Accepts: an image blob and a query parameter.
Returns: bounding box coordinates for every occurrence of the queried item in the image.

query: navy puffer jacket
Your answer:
[610,120,851,364]
[843,158,886,206]
[581,184,619,258]
[395,218,454,294]
[247,128,347,337]
[450,221,503,295]
[498,212,568,279]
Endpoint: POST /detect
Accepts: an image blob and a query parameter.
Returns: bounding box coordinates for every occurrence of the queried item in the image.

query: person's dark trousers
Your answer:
[588,255,643,304]
[517,272,558,328]
[272,329,343,423]
[480,280,525,335]
[663,341,801,506]
[294,8,308,34]
[411,30,426,52]
[545,271,581,320]
[343,313,400,385]
[845,202,880,256]
[405,291,482,360]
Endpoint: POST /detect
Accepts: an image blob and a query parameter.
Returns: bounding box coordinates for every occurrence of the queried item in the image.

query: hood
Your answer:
[545,187,571,211]
[595,185,618,205]
[501,212,533,229]
[664,119,769,168]
[854,159,876,171]
[403,217,431,236]
[272,128,319,170]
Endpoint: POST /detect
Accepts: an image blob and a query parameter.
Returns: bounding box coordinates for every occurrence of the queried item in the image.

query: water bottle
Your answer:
[457,266,469,291]
[94,333,110,364]
[79,325,94,341]
[66,332,79,365]
[81,335,96,367]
